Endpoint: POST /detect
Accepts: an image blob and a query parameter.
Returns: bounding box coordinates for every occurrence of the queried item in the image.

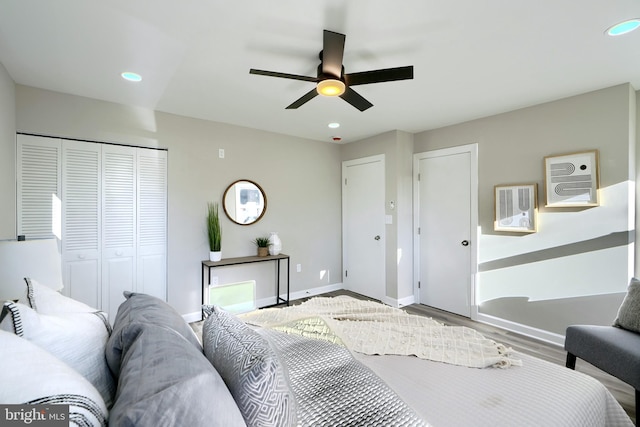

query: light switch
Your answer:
[219,149,225,158]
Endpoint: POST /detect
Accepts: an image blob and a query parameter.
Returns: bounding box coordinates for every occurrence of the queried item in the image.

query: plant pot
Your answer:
[209,251,222,262]
[257,247,269,257]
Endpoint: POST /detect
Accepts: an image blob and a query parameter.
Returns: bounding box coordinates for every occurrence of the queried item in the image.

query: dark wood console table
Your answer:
[201,253,290,319]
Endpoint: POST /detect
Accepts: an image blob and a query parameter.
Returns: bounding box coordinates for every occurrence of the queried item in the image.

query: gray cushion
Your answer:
[614,277,640,332]
[202,305,297,427]
[106,292,202,376]
[108,322,245,427]
[565,324,640,390]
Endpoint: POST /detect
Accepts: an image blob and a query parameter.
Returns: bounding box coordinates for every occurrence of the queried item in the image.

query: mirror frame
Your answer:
[222,179,267,226]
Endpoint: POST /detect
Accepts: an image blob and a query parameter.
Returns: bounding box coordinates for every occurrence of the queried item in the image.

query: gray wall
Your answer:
[0,62,15,240]
[2,74,638,338]
[12,85,343,316]
[340,130,414,303]
[413,84,635,335]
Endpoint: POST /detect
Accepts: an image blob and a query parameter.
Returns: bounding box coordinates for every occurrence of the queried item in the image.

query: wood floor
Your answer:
[294,289,636,424]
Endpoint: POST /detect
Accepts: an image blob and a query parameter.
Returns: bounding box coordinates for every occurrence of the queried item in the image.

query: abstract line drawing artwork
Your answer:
[494,184,537,233]
[544,150,599,207]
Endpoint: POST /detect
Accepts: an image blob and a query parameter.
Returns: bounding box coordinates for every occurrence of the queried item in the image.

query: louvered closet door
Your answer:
[17,135,61,240]
[102,145,136,319]
[137,148,167,300]
[61,140,101,307]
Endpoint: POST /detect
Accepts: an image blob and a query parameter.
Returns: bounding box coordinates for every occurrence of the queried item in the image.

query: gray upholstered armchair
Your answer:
[565,325,640,410]
[564,278,640,411]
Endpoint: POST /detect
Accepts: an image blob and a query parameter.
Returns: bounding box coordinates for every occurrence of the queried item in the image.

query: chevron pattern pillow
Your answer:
[202,305,297,427]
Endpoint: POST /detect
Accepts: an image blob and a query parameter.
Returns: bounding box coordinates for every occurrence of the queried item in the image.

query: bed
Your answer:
[227,295,634,427]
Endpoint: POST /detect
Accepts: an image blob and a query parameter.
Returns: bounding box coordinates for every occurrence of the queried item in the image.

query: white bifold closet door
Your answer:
[136,149,167,300]
[102,144,136,318]
[17,135,167,320]
[62,139,101,308]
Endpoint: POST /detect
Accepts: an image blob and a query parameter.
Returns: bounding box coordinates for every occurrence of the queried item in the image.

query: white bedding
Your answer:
[354,351,633,427]
[239,296,634,426]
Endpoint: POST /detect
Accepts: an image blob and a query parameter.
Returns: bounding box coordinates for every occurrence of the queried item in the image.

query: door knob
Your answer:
[461,240,469,246]
[374,235,381,240]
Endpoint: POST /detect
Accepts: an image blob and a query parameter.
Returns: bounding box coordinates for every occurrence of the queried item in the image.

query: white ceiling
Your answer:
[1,1,640,143]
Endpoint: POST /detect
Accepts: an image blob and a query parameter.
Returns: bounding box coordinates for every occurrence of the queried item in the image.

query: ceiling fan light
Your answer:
[317,79,345,96]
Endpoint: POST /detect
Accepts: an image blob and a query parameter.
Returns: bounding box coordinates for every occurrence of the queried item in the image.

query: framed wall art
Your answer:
[494,183,537,233]
[544,150,599,207]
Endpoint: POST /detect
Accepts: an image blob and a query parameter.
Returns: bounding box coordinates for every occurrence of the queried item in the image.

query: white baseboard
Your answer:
[381,294,416,308]
[476,312,565,347]
[183,311,203,324]
[183,282,344,323]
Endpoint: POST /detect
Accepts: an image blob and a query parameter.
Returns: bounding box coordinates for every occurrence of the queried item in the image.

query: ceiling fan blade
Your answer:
[340,87,373,112]
[250,68,317,83]
[322,30,345,78]
[345,66,414,86]
[286,88,319,109]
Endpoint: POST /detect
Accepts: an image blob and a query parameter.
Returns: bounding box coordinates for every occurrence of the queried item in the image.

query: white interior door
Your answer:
[414,145,477,317]
[342,155,385,301]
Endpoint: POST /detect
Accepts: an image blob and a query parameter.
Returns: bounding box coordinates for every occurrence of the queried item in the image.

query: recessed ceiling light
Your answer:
[328,122,340,129]
[121,72,142,82]
[606,19,640,36]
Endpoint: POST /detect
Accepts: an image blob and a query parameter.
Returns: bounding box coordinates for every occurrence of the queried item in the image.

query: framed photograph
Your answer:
[494,183,537,233]
[544,150,599,207]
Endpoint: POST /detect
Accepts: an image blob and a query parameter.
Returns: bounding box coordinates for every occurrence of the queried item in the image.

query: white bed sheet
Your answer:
[354,351,633,427]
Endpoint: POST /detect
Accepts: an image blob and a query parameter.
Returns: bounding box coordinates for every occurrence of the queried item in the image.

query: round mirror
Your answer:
[222,179,267,225]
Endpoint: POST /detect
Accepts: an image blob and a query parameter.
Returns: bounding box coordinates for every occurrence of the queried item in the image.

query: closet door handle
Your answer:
[461,240,469,246]
[374,235,381,241]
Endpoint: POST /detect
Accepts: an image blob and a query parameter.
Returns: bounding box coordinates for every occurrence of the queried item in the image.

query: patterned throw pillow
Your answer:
[202,305,297,427]
[0,330,108,427]
[0,301,115,409]
[614,277,640,332]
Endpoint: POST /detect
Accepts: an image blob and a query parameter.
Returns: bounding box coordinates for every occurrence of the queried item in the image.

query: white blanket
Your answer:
[239,296,521,369]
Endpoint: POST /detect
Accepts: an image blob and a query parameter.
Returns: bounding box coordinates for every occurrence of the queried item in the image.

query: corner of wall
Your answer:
[0,61,16,240]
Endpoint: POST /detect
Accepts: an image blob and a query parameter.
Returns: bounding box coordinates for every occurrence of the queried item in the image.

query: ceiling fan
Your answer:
[249,30,414,112]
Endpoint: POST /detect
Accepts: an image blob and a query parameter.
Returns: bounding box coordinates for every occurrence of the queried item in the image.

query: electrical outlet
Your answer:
[211,276,219,286]
[218,148,225,158]
[296,264,302,273]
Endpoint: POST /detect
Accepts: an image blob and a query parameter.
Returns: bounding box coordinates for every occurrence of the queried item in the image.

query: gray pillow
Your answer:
[614,277,640,332]
[106,292,202,376]
[202,305,297,427]
[108,322,245,427]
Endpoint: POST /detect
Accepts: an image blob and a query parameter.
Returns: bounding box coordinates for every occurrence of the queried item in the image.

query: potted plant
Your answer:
[207,202,222,261]
[253,236,271,257]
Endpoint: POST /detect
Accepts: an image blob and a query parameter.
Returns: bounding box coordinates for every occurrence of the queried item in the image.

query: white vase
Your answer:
[209,251,222,262]
[268,232,282,256]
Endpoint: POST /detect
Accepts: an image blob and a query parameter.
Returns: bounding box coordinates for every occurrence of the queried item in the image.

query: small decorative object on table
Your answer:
[207,202,222,261]
[268,232,282,256]
[253,236,271,257]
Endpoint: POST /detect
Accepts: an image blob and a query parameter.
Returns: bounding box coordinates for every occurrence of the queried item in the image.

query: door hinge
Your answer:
[417,227,421,235]
[418,281,421,289]
[345,270,348,277]
[417,173,421,181]
[344,178,347,186]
